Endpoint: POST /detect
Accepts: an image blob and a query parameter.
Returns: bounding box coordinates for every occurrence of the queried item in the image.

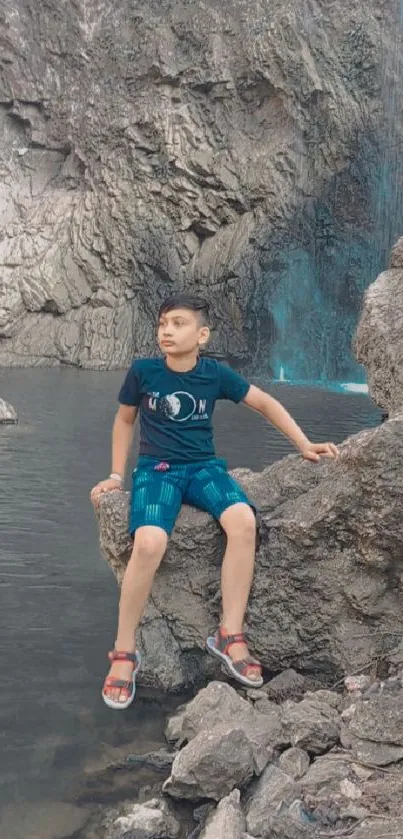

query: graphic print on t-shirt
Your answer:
[147,391,208,422]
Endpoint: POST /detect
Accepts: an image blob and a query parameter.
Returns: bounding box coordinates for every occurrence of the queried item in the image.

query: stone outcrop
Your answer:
[1,1,403,374]
[0,398,18,423]
[96,408,403,691]
[355,235,403,416]
[91,676,403,839]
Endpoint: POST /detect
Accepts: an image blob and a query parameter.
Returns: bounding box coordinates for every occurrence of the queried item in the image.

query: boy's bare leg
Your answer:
[219,503,260,679]
[105,526,168,703]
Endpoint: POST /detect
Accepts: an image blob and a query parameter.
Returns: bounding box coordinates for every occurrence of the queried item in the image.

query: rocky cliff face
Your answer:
[1,1,402,373]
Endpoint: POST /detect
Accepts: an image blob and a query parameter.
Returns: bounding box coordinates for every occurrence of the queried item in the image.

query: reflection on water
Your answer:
[0,368,382,831]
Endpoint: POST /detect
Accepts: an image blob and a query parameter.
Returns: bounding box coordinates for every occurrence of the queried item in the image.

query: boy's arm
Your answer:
[243,385,338,462]
[90,404,138,504]
[111,404,138,478]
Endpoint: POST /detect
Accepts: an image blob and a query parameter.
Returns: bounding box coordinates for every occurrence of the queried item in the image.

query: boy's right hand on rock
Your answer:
[90,478,122,506]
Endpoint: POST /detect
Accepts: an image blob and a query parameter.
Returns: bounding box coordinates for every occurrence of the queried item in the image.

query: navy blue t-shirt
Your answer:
[118,357,250,463]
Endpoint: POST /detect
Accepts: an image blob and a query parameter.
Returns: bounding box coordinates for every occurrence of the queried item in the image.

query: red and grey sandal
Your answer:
[102,649,141,710]
[206,627,263,688]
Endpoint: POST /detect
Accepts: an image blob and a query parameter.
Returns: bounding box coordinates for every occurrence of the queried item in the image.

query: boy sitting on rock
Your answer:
[91,294,338,709]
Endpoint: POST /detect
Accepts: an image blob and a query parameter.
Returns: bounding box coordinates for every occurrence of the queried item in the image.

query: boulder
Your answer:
[96,411,403,692]
[278,748,310,780]
[278,695,341,755]
[163,723,256,801]
[165,682,285,770]
[245,765,301,838]
[300,754,355,798]
[355,239,403,415]
[263,670,306,703]
[341,691,403,766]
[105,798,180,839]
[0,398,18,424]
[349,694,403,745]
[199,790,246,839]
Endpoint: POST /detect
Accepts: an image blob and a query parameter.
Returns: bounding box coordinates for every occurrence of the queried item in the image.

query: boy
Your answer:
[91,294,338,709]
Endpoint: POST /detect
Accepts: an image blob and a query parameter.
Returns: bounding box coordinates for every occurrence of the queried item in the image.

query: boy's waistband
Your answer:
[136,455,227,470]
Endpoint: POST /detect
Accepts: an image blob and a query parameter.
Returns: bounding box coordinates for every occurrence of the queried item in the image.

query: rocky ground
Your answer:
[1,1,403,372]
[74,667,403,839]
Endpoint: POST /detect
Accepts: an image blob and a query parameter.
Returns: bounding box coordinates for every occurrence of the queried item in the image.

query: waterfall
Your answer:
[270,6,403,387]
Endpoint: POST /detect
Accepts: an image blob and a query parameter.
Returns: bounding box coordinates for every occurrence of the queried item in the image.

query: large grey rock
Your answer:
[105,798,180,839]
[199,790,246,839]
[341,690,403,766]
[341,726,403,767]
[0,398,18,424]
[245,765,301,838]
[96,412,403,692]
[349,694,403,745]
[165,681,285,771]
[280,695,340,755]
[165,681,260,745]
[163,722,256,801]
[355,242,403,415]
[278,748,310,781]
[300,754,354,798]
[1,2,403,372]
[264,670,306,703]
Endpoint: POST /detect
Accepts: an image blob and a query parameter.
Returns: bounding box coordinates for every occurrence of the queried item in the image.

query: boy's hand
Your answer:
[90,478,122,506]
[300,441,339,462]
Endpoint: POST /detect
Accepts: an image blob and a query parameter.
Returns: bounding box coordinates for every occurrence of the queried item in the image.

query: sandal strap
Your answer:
[231,658,262,677]
[104,677,133,691]
[108,650,138,663]
[217,629,246,655]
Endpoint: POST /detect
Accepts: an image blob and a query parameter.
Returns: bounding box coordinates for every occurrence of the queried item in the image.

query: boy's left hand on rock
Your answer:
[300,441,339,462]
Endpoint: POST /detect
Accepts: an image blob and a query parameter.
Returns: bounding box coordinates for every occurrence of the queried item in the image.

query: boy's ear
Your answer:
[199,325,210,347]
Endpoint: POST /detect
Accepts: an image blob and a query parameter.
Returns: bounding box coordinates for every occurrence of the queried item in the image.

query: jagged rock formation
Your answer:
[355,235,403,416]
[88,676,403,839]
[1,1,403,375]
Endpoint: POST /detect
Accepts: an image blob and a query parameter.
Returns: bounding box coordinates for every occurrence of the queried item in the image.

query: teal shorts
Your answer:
[129,456,253,536]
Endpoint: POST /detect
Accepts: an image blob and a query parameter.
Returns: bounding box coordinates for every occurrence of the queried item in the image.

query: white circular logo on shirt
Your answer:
[159,391,197,422]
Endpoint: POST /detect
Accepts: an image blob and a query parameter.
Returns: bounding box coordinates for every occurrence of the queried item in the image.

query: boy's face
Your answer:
[158,308,209,356]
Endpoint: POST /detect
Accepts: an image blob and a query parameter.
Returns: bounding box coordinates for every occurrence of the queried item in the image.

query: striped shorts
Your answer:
[129,456,252,536]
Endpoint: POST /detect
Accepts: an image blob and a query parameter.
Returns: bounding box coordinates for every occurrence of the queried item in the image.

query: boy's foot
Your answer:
[102,650,141,710]
[206,627,263,688]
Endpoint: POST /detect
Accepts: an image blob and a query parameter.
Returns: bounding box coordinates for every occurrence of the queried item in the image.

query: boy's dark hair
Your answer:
[158,294,210,324]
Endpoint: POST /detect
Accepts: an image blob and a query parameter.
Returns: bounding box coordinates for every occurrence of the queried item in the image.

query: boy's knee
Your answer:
[133,527,168,565]
[221,504,256,540]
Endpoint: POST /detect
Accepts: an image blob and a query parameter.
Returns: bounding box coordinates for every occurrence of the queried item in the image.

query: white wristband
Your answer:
[109,473,123,484]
